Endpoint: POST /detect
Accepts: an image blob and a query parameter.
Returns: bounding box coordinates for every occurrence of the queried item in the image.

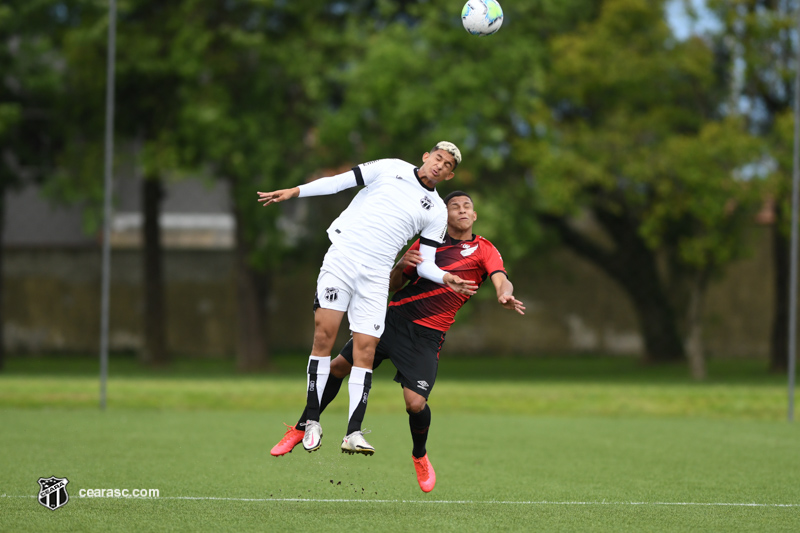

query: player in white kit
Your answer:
[257,142,477,455]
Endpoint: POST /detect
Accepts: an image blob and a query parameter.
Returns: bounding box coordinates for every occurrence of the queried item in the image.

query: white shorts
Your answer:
[314,245,390,338]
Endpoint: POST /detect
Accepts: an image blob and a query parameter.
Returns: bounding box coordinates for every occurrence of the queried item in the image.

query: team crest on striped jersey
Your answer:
[460,244,478,257]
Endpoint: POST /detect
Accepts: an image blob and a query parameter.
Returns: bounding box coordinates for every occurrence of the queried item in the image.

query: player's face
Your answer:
[419,150,457,183]
[447,196,477,233]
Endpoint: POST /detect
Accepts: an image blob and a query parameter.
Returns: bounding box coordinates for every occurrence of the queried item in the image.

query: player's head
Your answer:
[419,141,461,183]
[431,141,461,169]
[444,190,476,235]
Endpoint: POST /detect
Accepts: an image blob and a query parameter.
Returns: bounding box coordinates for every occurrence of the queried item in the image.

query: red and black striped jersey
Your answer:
[388,234,507,332]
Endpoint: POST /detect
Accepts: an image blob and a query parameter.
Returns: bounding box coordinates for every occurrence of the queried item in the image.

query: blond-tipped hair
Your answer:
[432,141,462,168]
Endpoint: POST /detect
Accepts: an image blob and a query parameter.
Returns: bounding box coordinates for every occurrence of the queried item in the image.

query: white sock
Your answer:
[307,355,331,410]
[348,366,372,421]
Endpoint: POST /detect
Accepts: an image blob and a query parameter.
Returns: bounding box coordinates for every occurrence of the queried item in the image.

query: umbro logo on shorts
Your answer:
[417,381,429,391]
[324,287,339,302]
[373,324,381,331]
[420,196,432,210]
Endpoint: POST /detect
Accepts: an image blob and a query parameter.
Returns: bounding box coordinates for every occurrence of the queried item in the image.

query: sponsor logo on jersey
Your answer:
[324,287,339,302]
[461,244,478,257]
[417,380,429,391]
[420,196,433,210]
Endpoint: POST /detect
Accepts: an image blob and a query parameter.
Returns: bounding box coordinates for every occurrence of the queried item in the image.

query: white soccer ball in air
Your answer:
[461,0,504,36]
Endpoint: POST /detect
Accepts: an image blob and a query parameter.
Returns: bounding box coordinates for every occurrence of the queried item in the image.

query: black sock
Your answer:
[408,404,431,459]
[346,371,372,435]
[297,374,344,430]
[304,359,322,423]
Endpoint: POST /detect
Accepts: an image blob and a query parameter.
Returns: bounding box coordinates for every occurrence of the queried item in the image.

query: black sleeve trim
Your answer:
[351,166,364,187]
[489,270,509,281]
[420,236,443,248]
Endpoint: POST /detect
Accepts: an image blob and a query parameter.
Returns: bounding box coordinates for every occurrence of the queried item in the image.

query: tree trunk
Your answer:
[233,205,271,372]
[685,271,709,381]
[539,209,685,363]
[141,176,168,366]
[770,208,789,373]
[0,185,5,372]
[625,279,686,364]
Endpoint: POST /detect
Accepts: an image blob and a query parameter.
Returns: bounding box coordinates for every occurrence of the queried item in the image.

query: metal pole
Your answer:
[100,0,117,411]
[789,2,800,422]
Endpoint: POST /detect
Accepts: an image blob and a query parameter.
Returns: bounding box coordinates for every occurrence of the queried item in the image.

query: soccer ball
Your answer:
[461,0,504,36]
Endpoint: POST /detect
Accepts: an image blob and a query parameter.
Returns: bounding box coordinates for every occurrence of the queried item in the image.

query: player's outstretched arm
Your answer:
[389,248,422,292]
[491,272,525,315]
[257,187,300,206]
[416,243,479,295]
[442,272,479,296]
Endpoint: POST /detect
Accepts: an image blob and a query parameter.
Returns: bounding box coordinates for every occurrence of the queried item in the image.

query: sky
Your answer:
[665,0,722,40]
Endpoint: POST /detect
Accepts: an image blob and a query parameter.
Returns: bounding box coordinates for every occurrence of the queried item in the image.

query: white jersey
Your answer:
[325,158,448,270]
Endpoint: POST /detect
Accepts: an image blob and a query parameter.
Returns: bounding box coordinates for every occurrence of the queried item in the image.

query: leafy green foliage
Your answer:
[0,1,74,191]
[6,0,784,363]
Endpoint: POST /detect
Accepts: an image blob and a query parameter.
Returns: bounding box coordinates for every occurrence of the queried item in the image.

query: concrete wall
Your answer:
[3,225,776,358]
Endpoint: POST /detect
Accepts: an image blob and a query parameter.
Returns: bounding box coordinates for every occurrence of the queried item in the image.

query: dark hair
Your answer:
[444,190,472,206]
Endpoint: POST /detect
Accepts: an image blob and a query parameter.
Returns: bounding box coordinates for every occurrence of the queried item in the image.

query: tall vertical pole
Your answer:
[100,0,117,411]
[788,3,800,422]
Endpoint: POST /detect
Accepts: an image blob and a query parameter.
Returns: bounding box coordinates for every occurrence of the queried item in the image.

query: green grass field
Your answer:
[2,354,799,532]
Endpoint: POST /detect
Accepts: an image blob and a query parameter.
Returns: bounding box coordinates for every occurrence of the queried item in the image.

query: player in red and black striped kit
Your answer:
[270,191,525,492]
[388,222,510,333]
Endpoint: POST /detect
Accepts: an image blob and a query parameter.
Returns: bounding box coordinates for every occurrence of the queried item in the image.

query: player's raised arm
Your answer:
[257,187,299,206]
[491,272,525,315]
[257,169,362,207]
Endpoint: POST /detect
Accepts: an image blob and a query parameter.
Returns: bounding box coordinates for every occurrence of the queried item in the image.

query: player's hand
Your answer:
[257,187,299,206]
[499,294,526,315]
[400,249,423,269]
[443,273,479,296]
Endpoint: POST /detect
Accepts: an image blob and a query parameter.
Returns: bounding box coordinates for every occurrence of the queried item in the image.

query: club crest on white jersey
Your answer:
[324,287,340,302]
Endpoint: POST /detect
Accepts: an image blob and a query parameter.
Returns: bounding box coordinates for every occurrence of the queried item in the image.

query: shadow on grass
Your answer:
[1,352,785,385]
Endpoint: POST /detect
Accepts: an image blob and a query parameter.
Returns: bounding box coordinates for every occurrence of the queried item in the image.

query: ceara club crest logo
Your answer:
[38,476,70,511]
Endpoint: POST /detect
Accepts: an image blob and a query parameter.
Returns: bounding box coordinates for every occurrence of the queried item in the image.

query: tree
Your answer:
[172,0,362,370]
[0,1,73,370]
[57,0,212,366]
[523,0,763,365]
[315,0,761,365]
[701,0,795,372]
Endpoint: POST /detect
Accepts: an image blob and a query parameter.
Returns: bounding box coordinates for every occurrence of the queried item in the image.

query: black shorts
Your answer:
[340,309,445,399]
